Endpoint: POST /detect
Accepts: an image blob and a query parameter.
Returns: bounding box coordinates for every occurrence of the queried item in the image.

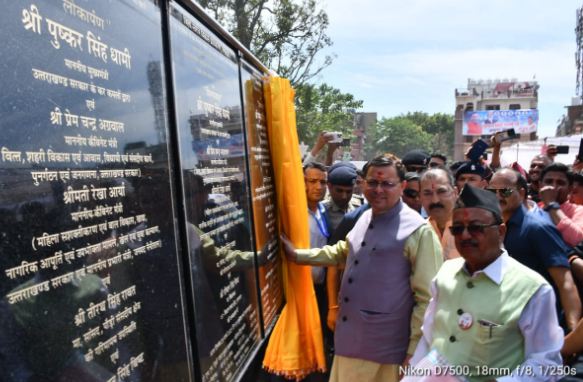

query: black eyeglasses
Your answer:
[449,223,499,236]
[403,188,419,198]
[365,179,399,190]
[485,188,514,198]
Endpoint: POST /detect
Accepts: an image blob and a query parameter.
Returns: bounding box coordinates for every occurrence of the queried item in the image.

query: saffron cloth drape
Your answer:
[262,77,326,380]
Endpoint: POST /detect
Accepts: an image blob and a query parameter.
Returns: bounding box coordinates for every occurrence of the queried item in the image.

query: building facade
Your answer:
[454,79,539,161]
[350,112,377,161]
[556,98,583,137]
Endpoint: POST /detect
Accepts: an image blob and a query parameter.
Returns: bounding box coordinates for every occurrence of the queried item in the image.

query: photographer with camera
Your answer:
[303,131,345,166]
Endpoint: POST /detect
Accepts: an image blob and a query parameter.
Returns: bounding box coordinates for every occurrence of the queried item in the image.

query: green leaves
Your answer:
[364,112,454,159]
[196,0,333,86]
[195,1,454,161]
[295,83,364,144]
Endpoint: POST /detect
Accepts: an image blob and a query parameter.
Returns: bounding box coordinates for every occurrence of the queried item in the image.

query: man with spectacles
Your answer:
[402,149,430,173]
[402,172,422,214]
[420,168,460,260]
[282,155,442,382]
[411,185,563,380]
[490,168,580,331]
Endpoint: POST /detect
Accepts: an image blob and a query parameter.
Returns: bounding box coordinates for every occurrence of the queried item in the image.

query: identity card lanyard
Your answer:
[315,203,330,238]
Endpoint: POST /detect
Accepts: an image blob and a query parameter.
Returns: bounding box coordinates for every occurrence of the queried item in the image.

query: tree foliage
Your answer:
[364,117,433,159]
[364,112,454,159]
[196,0,334,86]
[295,83,363,144]
[402,112,455,158]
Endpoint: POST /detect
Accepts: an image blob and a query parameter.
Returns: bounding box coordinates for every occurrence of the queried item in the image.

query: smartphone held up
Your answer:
[325,131,343,144]
[498,128,518,142]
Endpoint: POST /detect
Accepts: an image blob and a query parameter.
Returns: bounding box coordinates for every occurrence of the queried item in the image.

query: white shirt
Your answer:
[411,251,564,382]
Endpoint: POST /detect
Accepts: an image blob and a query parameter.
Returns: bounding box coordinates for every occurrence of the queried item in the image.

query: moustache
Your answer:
[429,203,445,210]
[460,240,479,247]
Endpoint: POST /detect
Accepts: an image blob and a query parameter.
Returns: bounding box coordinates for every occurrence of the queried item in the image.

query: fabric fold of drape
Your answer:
[262,77,326,380]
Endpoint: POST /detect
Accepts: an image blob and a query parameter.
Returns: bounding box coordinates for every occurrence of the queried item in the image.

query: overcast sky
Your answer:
[318,0,582,138]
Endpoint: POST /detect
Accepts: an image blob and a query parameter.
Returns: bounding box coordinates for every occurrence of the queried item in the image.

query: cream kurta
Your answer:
[427,217,460,260]
[296,224,443,382]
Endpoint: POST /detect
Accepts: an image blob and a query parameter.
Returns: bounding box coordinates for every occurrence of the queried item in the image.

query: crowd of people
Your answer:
[281,131,583,381]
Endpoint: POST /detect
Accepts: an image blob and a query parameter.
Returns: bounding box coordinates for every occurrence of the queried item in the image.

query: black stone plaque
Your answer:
[169,3,262,382]
[0,1,193,381]
[240,62,283,332]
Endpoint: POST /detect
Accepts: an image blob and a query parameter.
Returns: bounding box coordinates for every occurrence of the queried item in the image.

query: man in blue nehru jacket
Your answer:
[489,168,580,331]
[282,155,442,382]
[411,185,563,381]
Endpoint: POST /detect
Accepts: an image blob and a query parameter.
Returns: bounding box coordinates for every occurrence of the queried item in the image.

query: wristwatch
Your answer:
[544,202,561,212]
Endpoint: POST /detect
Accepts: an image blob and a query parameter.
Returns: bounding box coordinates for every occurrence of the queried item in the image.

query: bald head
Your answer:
[490,168,528,219]
[493,168,519,184]
[491,168,527,193]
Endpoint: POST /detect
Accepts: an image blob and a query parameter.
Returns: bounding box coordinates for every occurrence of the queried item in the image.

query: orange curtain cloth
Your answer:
[262,77,326,380]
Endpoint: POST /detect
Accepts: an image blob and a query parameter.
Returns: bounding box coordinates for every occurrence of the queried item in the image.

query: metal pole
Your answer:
[516,142,519,163]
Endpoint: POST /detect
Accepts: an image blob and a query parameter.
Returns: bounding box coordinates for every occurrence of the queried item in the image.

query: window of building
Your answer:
[485,105,500,110]
[509,104,521,110]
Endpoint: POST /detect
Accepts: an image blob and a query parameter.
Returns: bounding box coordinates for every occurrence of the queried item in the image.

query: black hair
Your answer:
[540,162,573,185]
[303,161,327,173]
[430,153,447,164]
[362,155,405,181]
[492,211,503,225]
[573,172,583,185]
[515,171,528,192]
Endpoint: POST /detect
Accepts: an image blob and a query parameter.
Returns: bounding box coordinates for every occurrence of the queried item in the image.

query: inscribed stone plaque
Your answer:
[169,3,262,382]
[0,1,193,381]
[240,61,283,332]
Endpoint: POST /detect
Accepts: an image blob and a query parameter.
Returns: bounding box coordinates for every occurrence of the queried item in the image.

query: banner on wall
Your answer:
[463,109,538,136]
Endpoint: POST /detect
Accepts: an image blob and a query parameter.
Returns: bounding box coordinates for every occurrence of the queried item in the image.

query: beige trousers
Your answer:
[329,355,400,382]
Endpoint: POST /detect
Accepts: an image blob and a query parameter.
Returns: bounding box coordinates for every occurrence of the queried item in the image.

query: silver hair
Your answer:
[420,168,454,187]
